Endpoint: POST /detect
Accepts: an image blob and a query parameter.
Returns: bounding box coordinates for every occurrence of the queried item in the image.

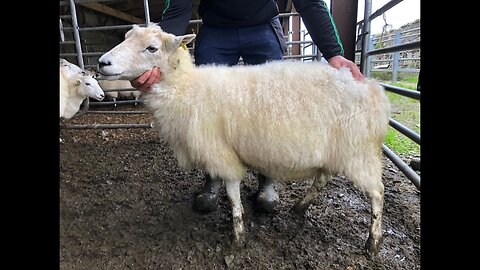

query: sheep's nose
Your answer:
[100,93,105,99]
[98,60,111,68]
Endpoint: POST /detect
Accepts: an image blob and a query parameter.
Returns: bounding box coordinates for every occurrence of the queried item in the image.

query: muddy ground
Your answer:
[60,105,420,269]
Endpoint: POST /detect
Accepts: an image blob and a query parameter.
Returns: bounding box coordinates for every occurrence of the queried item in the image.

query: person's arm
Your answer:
[159,0,195,35]
[292,0,363,80]
[292,0,342,61]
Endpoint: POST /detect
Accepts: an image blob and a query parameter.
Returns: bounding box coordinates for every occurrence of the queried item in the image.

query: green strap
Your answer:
[323,1,344,55]
[161,0,171,20]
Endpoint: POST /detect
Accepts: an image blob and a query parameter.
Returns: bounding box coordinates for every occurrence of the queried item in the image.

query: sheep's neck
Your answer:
[165,47,195,77]
[59,82,69,117]
[63,91,86,119]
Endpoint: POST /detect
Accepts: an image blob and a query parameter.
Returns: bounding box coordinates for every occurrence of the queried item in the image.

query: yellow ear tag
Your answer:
[181,42,188,51]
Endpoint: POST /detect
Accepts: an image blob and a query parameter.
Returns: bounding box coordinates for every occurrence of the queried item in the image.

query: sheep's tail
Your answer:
[366,79,391,142]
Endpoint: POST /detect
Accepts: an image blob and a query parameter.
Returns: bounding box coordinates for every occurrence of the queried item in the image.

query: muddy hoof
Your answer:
[290,203,308,216]
[365,234,383,259]
[410,157,421,171]
[193,192,219,213]
[255,191,278,213]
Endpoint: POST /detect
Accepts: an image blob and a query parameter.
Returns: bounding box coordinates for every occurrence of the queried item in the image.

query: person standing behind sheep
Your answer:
[131,0,364,214]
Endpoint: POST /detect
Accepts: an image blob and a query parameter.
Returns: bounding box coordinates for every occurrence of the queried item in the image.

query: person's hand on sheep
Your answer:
[328,55,364,81]
[130,66,161,93]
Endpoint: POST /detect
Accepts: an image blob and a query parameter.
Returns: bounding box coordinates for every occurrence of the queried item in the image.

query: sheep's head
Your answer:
[73,74,105,101]
[97,23,196,81]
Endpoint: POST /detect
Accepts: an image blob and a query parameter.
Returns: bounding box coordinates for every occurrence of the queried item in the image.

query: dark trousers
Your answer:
[193,17,286,66]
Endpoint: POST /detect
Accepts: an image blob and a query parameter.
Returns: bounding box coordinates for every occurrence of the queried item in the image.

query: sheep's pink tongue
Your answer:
[136,67,161,93]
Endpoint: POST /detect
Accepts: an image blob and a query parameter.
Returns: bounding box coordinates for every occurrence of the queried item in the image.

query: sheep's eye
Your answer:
[146,46,158,53]
[86,83,91,86]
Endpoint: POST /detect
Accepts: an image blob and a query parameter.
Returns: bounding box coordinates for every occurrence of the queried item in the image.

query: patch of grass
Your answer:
[401,75,419,84]
[385,127,420,157]
[390,81,417,90]
[371,73,419,90]
[371,71,392,81]
[383,81,420,157]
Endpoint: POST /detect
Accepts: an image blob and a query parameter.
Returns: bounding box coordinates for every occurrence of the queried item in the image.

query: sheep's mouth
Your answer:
[96,71,123,80]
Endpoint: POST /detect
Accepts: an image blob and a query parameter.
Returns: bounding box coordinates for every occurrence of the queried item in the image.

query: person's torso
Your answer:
[198,0,279,27]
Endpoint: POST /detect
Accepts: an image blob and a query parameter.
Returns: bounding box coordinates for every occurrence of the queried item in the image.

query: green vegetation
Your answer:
[390,75,418,90]
[370,71,419,84]
[374,74,420,157]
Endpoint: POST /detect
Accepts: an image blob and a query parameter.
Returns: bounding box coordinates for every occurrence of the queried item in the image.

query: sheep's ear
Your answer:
[74,79,82,86]
[173,34,196,48]
[125,24,140,39]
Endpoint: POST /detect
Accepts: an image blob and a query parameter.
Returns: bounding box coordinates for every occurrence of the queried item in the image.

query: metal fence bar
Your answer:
[360,0,372,74]
[60,52,105,57]
[381,83,420,100]
[284,54,318,59]
[369,0,404,22]
[398,27,420,35]
[68,0,91,116]
[88,111,149,114]
[287,40,315,45]
[392,31,401,82]
[278,12,300,18]
[60,41,76,45]
[382,144,420,190]
[62,18,205,33]
[365,33,375,77]
[372,68,420,73]
[61,123,152,129]
[69,0,84,68]
[84,64,100,69]
[61,24,146,32]
[372,29,420,42]
[102,88,137,92]
[367,41,420,56]
[372,33,420,43]
[74,0,120,3]
[90,100,144,106]
[389,118,420,144]
[59,19,65,42]
[371,57,420,63]
[143,0,151,23]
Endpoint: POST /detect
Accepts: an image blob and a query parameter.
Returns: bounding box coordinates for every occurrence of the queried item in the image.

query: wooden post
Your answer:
[331,0,359,61]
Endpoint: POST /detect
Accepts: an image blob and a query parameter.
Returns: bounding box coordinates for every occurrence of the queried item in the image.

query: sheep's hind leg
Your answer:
[291,170,331,215]
[193,173,222,213]
[225,179,245,244]
[255,174,279,213]
[364,184,384,259]
[347,160,384,259]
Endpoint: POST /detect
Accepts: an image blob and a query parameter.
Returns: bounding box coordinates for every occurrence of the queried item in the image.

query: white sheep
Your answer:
[97,24,391,258]
[98,80,120,106]
[115,80,140,101]
[60,61,105,119]
[98,79,141,105]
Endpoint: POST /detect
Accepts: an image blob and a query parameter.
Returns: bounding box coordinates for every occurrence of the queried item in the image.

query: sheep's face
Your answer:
[97,23,195,81]
[75,76,105,101]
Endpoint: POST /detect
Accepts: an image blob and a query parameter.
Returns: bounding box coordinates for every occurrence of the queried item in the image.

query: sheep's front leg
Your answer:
[224,179,245,244]
[291,170,331,215]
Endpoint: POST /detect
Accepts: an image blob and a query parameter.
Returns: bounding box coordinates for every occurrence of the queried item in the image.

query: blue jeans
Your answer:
[194,17,286,66]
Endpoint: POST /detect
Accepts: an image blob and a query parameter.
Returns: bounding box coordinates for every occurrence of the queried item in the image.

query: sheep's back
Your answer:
[185,61,390,175]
